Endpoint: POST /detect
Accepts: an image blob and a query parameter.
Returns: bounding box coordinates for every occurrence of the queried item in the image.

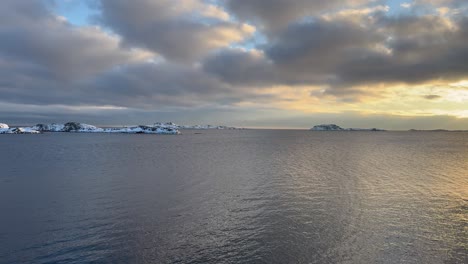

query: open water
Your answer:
[0,130,467,263]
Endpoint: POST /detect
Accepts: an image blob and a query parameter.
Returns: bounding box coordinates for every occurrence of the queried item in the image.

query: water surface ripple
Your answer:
[0,130,467,263]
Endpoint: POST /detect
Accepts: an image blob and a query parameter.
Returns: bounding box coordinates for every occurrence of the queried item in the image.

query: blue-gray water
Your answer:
[0,130,467,263]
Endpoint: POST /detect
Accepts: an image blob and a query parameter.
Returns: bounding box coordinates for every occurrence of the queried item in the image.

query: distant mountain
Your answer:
[311,124,385,131]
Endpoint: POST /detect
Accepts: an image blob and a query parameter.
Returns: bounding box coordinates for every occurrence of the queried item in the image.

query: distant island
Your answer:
[2,122,466,134]
[408,129,468,132]
[0,122,241,135]
[311,124,385,131]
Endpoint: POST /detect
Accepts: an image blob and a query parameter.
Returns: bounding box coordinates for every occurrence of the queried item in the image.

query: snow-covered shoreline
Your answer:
[0,122,242,134]
[1,123,42,134]
[0,122,181,135]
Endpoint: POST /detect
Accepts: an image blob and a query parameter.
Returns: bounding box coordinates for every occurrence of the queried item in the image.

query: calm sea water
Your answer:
[0,130,467,263]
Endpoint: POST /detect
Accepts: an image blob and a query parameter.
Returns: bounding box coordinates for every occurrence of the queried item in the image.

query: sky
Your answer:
[1,0,468,129]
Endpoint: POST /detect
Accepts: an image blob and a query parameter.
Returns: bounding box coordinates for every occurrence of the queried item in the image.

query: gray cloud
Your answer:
[0,1,258,110]
[1,0,468,128]
[0,59,270,110]
[97,0,254,62]
[413,0,468,8]
[223,0,380,31]
[203,49,277,86]
[264,18,384,78]
[0,0,149,81]
[335,15,468,86]
[203,16,384,89]
[85,62,261,108]
[423,95,442,100]
[205,12,468,97]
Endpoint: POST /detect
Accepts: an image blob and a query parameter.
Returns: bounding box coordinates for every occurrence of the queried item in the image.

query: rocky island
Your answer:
[311,124,385,131]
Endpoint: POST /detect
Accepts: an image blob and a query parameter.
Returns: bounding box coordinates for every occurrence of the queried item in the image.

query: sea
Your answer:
[0,130,467,263]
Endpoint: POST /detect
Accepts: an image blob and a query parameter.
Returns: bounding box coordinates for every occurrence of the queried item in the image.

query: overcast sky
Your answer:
[1,0,468,129]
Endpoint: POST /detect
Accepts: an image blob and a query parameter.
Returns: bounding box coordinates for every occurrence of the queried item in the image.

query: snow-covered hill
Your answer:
[1,121,242,135]
[31,122,180,134]
[1,122,181,135]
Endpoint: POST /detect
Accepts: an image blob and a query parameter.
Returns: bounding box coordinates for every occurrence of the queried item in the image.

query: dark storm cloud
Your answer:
[96,0,254,62]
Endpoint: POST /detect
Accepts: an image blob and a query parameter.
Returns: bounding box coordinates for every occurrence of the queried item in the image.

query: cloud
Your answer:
[423,95,442,100]
[0,0,160,110]
[401,3,412,9]
[203,16,384,89]
[85,62,240,108]
[1,0,468,128]
[223,0,381,31]
[205,10,468,99]
[203,49,277,86]
[335,15,468,86]
[0,1,266,114]
[414,0,465,7]
[96,0,255,62]
[0,0,153,81]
